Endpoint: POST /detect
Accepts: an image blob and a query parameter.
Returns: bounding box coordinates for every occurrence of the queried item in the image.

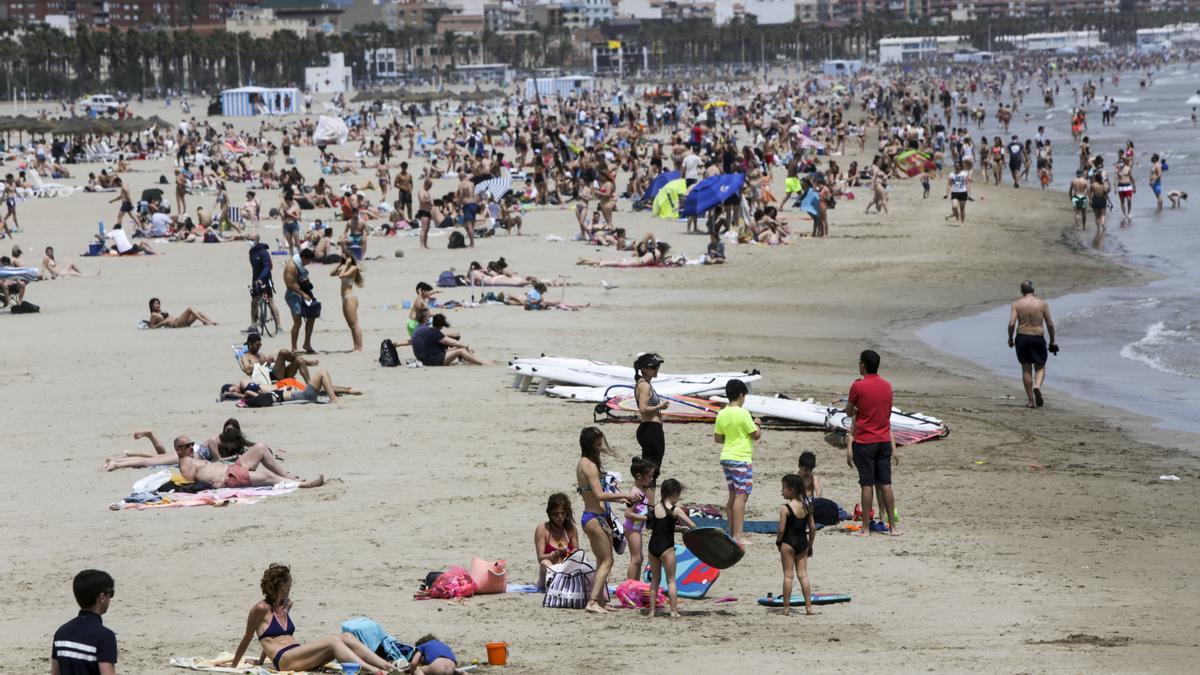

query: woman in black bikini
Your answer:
[775,474,816,616]
[221,563,398,673]
[646,478,697,618]
[633,353,671,504]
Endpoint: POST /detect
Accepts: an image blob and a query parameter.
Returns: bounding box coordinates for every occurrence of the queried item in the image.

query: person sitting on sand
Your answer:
[106,223,155,255]
[147,297,216,328]
[577,241,673,267]
[411,313,487,366]
[40,246,94,279]
[220,564,396,674]
[239,332,316,383]
[174,433,323,489]
[534,493,580,591]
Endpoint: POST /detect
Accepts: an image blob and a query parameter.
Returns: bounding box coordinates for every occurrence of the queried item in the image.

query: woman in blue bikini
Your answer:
[221,564,399,673]
[575,427,635,614]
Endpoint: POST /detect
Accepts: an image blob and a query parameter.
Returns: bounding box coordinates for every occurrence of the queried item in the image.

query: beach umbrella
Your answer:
[895,149,933,177]
[681,173,745,218]
[652,178,688,219]
[473,176,512,202]
[112,117,150,133]
[0,116,17,131]
[51,117,97,136]
[703,100,729,110]
[642,170,680,203]
[147,115,174,131]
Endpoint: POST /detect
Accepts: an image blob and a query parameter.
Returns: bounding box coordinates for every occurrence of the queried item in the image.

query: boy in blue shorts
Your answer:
[714,378,761,547]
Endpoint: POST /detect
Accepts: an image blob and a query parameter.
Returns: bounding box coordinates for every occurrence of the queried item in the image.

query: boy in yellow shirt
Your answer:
[713,379,761,546]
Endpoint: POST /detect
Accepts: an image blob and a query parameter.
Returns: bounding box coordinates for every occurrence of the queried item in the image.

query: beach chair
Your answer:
[486,202,501,229]
[28,169,75,198]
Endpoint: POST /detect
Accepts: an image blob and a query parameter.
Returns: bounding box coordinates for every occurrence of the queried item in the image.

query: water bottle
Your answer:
[98,220,105,236]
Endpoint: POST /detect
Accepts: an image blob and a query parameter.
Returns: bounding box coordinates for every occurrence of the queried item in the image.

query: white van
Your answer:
[79,95,120,114]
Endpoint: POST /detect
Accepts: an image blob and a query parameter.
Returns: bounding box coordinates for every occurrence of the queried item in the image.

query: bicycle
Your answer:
[251,283,280,337]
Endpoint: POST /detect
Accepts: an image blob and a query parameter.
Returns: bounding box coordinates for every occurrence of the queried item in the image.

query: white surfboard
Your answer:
[509,356,761,391]
[545,375,759,402]
[712,394,830,427]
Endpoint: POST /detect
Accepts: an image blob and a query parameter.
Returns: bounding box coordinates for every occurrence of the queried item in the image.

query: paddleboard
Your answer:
[641,544,720,599]
[604,395,720,422]
[546,375,756,402]
[716,393,949,445]
[824,408,948,446]
[757,593,852,607]
[714,394,829,427]
[682,527,745,570]
[511,358,761,392]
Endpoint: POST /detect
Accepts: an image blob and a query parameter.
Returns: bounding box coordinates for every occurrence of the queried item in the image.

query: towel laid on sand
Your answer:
[112,481,299,511]
[169,653,339,673]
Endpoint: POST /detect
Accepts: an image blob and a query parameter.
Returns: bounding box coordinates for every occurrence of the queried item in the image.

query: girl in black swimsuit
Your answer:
[776,474,817,616]
[646,479,697,618]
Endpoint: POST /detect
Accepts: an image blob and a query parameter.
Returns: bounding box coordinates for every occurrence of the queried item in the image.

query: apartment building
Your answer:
[1,0,227,28]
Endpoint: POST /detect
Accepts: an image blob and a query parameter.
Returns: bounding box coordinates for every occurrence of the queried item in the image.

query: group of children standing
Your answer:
[544,377,826,618]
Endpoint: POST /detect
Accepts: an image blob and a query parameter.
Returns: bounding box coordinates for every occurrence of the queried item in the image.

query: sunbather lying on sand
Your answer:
[220,369,362,404]
[577,241,676,267]
[175,434,323,488]
[104,420,276,471]
[148,297,217,328]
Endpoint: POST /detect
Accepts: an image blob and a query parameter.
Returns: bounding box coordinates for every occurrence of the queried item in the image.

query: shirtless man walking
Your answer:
[1007,280,1057,409]
[173,435,323,489]
[1069,170,1089,229]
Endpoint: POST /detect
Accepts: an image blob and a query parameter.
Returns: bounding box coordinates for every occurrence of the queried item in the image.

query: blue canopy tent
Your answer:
[681,173,745,217]
[643,170,681,203]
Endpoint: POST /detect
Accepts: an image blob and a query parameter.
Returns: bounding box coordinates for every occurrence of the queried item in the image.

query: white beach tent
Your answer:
[220,86,301,117]
[312,116,349,145]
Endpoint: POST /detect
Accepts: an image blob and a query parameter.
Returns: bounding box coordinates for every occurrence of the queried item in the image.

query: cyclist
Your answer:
[248,233,280,334]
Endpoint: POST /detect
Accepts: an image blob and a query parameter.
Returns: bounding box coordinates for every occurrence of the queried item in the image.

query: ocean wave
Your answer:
[1110,96,1141,103]
[1060,297,1161,322]
[1120,320,1199,379]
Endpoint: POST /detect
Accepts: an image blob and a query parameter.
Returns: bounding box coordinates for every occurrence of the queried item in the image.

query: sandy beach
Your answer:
[3,94,1199,674]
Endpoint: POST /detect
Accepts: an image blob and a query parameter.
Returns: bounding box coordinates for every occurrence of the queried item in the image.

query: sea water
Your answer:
[918,67,1200,433]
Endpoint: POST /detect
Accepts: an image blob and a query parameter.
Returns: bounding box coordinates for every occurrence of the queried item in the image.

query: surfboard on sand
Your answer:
[682,527,745,569]
[641,544,720,599]
[758,593,852,607]
[602,394,720,422]
[715,393,949,446]
[509,356,761,394]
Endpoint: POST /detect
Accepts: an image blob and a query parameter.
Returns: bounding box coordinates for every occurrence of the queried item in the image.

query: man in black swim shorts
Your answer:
[1008,280,1057,408]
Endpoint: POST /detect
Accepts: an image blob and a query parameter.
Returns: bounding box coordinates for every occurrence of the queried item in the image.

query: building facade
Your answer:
[1,0,227,28]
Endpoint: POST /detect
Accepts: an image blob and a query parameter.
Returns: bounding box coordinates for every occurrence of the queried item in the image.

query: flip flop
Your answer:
[1034,388,1044,407]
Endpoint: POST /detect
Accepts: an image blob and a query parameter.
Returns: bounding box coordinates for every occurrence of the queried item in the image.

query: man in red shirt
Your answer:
[844,350,900,536]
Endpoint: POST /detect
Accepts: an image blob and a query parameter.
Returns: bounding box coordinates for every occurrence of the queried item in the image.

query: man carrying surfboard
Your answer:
[844,350,900,537]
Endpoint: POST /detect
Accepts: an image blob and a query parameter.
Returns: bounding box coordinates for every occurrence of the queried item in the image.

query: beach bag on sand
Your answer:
[469,558,508,594]
[544,550,601,609]
[447,230,466,249]
[426,567,476,599]
[378,339,400,367]
[614,579,667,609]
[10,300,39,314]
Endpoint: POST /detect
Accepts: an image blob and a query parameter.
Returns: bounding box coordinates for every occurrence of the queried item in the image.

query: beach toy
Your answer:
[486,642,509,666]
[683,527,744,569]
[341,664,361,674]
[758,592,852,607]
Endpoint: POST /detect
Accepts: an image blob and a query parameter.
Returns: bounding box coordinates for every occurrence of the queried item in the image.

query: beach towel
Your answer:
[340,617,413,664]
[168,653,335,673]
[111,473,299,511]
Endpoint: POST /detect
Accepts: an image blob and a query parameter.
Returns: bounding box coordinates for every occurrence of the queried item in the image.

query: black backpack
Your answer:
[379,338,400,367]
[10,300,39,314]
[447,230,466,249]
